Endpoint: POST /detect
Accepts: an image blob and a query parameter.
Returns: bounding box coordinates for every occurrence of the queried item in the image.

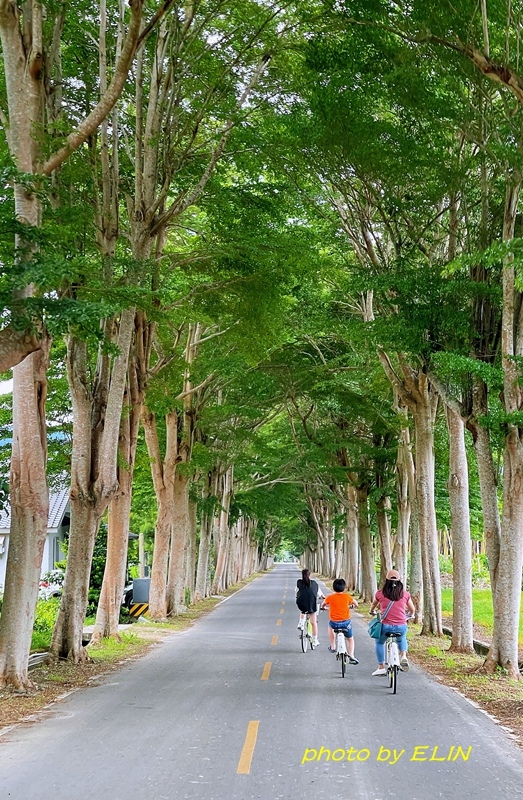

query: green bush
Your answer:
[472,553,490,586]
[439,554,453,574]
[33,596,60,633]
[31,596,60,650]
[86,522,108,616]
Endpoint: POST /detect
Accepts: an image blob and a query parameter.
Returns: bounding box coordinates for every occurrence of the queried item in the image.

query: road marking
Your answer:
[271,635,278,645]
[261,662,271,680]
[280,608,284,613]
[237,721,259,774]
[276,619,282,626]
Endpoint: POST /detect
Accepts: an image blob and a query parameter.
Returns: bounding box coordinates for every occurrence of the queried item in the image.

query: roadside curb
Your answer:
[441,625,490,656]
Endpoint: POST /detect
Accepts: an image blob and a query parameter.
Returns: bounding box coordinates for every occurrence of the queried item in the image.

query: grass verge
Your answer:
[441,588,523,642]
[407,622,523,746]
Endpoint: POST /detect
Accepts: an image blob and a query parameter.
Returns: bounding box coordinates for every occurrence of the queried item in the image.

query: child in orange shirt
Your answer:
[321,578,359,664]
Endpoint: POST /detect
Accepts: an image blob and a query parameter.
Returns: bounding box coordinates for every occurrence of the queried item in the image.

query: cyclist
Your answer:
[296,569,324,648]
[321,577,359,664]
[369,569,415,676]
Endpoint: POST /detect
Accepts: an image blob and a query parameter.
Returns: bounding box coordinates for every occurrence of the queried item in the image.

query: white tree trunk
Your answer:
[211,466,233,594]
[446,406,474,653]
[413,393,442,635]
[467,375,501,591]
[376,494,393,585]
[194,470,218,601]
[486,179,523,676]
[393,414,411,584]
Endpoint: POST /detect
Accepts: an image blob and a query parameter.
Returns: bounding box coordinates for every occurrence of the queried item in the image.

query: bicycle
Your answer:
[384,631,401,694]
[382,613,413,693]
[334,627,350,677]
[298,612,317,652]
[329,609,357,678]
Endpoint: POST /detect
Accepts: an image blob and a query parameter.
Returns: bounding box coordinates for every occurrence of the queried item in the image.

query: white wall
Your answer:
[0,533,60,592]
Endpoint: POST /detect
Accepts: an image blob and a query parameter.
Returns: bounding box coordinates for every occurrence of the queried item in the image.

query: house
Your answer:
[0,487,70,591]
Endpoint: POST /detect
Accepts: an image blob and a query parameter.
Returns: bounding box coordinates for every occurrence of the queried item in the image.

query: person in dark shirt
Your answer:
[296,568,324,647]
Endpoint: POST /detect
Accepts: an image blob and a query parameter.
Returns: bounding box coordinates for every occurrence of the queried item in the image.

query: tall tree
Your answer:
[0,0,157,687]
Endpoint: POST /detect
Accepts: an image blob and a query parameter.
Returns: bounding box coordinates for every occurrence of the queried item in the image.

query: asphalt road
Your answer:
[1,564,523,799]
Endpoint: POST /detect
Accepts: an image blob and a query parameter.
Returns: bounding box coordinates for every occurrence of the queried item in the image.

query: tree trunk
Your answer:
[195,511,212,602]
[356,484,376,601]
[0,7,50,690]
[345,485,359,592]
[90,392,139,641]
[446,406,474,653]
[484,178,523,677]
[51,309,135,661]
[409,493,424,623]
[90,338,146,641]
[0,343,50,690]
[380,355,439,633]
[194,471,217,601]
[211,466,233,594]
[143,408,177,620]
[393,414,411,584]
[466,375,501,592]
[92,481,132,641]
[487,431,523,675]
[51,500,100,663]
[185,498,198,601]
[166,472,190,615]
[148,491,173,619]
[376,494,393,585]
[413,391,443,636]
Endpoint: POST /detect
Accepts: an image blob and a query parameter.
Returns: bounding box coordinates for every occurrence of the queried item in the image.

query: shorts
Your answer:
[329,619,353,639]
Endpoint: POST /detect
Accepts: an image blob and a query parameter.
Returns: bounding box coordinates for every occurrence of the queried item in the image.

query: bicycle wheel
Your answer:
[301,628,308,653]
[391,665,397,694]
[341,653,346,678]
[388,667,393,688]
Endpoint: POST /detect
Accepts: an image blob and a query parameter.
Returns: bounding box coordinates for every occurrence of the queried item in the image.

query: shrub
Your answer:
[32,596,60,650]
[472,553,490,586]
[33,596,60,634]
[439,554,453,574]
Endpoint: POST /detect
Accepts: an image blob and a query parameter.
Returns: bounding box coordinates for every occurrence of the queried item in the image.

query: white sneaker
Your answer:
[372,667,387,676]
[297,622,304,630]
[312,638,319,648]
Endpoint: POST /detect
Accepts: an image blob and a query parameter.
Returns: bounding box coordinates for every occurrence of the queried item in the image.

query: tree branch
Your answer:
[41,0,146,175]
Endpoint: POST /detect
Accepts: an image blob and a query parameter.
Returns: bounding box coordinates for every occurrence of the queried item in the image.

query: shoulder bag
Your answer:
[368,600,394,639]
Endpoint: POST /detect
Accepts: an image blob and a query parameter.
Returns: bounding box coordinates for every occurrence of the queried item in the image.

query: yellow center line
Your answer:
[237,721,259,774]
[276,618,282,626]
[271,635,278,645]
[261,662,271,680]
[279,608,284,614]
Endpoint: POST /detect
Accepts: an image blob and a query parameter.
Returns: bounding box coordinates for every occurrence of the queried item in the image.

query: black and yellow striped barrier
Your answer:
[129,602,149,618]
